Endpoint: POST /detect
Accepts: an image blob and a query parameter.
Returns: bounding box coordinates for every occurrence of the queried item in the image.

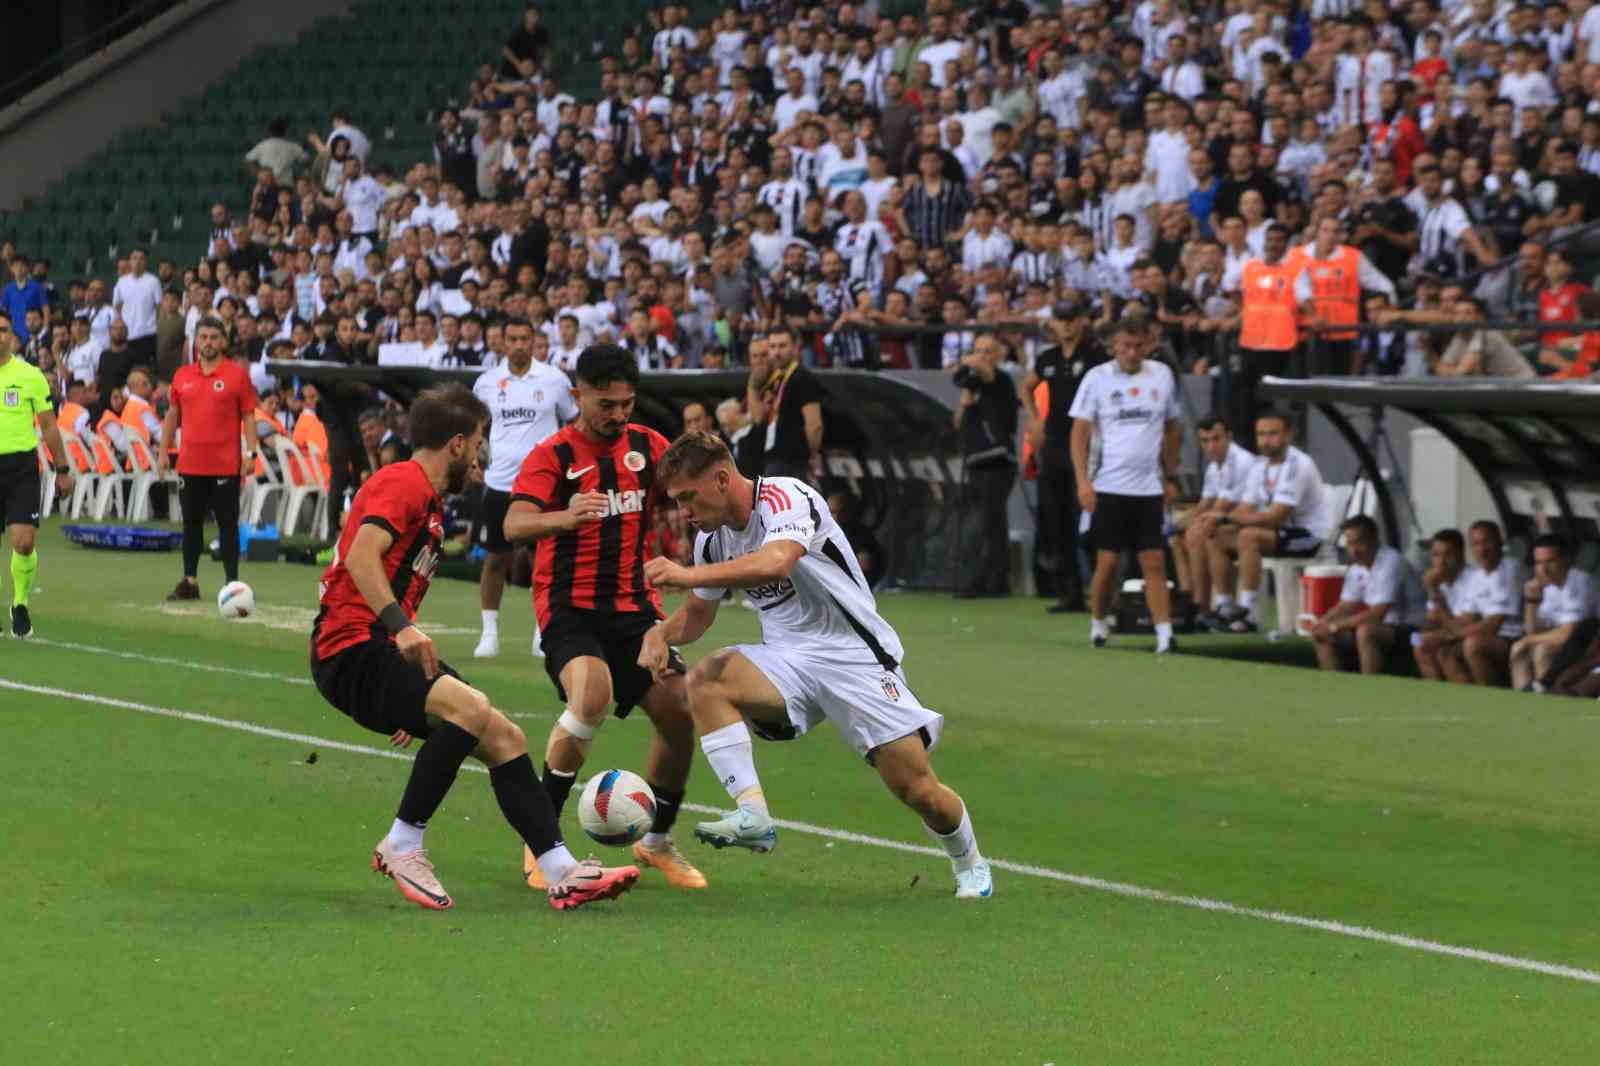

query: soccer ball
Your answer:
[217,581,255,619]
[578,769,656,846]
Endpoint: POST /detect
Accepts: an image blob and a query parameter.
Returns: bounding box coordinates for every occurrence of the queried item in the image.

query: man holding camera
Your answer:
[953,334,1019,598]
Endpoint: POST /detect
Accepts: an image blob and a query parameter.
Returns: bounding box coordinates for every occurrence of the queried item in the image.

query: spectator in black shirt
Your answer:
[1134,258,1201,370]
[1352,158,1419,284]
[747,325,823,483]
[953,333,1019,598]
[500,5,550,80]
[1210,143,1280,235]
[1022,301,1107,611]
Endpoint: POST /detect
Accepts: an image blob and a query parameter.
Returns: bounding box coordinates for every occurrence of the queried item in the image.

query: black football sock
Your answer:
[395,721,479,829]
[648,785,685,835]
[542,762,578,818]
[490,754,567,856]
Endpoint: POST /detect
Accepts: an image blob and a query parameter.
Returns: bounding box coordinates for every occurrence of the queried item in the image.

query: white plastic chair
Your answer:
[274,436,325,537]
[305,442,332,540]
[36,444,55,517]
[125,438,162,522]
[60,430,102,519]
[90,436,134,520]
[245,439,287,529]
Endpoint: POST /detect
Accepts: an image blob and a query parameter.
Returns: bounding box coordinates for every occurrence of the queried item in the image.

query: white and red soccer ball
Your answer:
[578,769,656,845]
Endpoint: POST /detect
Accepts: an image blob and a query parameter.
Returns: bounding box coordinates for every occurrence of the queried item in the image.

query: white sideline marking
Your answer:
[5,676,1598,987]
[31,638,315,687]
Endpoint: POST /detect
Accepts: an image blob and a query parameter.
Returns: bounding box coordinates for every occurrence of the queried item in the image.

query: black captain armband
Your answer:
[380,604,413,635]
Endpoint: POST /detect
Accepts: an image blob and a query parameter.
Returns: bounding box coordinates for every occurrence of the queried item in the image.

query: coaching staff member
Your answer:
[1021,301,1107,612]
[1069,319,1182,654]
[747,326,823,482]
[952,334,1019,598]
[157,316,260,601]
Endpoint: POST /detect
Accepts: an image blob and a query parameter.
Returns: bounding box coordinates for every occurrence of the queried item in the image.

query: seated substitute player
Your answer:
[1207,409,1330,633]
[1414,524,1522,684]
[309,382,639,912]
[1458,521,1526,686]
[1175,416,1257,623]
[503,345,707,891]
[0,308,74,637]
[1309,515,1428,674]
[1508,535,1596,692]
[639,431,993,900]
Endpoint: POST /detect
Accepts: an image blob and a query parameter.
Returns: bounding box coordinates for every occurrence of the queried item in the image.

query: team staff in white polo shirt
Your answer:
[470,317,577,660]
[1508,535,1596,692]
[1069,318,1182,654]
[1206,409,1330,633]
[1418,522,1524,685]
[1175,415,1258,621]
[1311,515,1428,675]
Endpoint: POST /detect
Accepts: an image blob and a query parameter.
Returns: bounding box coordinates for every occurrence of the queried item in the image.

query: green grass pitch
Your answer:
[7,521,1600,1064]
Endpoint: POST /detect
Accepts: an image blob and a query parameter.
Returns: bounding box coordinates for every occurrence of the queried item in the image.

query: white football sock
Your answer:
[640,832,669,848]
[384,817,424,854]
[481,609,499,633]
[700,722,767,813]
[1090,617,1111,639]
[1214,594,1234,610]
[1155,622,1173,646]
[534,842,578,884]
[927,804,981,872]
[1239,590,1257,610]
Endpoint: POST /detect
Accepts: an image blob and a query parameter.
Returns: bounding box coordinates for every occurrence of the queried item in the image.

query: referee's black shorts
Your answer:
[1091,492,1165,554]
[0,450,42,527]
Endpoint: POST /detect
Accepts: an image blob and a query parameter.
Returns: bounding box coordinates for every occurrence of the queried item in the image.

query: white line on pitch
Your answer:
[30,637,315,686]
[5,676,1597,987]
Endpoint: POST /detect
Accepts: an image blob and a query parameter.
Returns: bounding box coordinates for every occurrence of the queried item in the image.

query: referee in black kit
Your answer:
[1022,301,1108,613]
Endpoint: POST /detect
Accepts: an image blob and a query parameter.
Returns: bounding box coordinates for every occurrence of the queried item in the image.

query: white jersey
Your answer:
[1242,445,1331,539]
[691,477,902,669]
[1464,556,1525,637]
[1201,441,1259,504]
[1340,545,1428,627]
[1068,359,1180,497]
[1536,568,1595,629]
[472,361,577,492]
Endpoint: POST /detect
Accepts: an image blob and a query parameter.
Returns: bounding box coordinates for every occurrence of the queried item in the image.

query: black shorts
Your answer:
[179,474,242,525]
[542,607,685,719]
[310,636,464,739]
[0,451,41,527]
[1091,492,1165,554]
[477,487,514,553]
[1275,526,1322,558]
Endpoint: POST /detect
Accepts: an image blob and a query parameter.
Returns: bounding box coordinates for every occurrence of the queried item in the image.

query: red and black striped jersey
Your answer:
[313,461,443,660]
[511,423,669,628]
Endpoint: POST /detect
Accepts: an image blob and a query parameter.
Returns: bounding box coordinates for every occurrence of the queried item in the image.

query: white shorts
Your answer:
[732,643,944,759]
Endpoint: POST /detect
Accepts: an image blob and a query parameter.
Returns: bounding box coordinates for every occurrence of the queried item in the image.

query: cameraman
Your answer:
[952,333,1019,598]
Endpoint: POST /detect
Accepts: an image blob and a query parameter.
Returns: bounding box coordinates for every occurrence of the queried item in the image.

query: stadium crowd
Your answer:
[5,0,1600,683]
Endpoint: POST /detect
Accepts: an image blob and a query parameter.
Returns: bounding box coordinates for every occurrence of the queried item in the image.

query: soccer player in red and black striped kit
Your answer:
[309,382,639,912]
[504,345,707,890]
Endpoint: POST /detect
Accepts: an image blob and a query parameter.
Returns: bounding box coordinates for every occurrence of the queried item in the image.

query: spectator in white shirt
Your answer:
[1509,535,1597,691]
[244,118,308,184]
[112,248,163,364]
[774,67,818,133]
[1145,97,1194,204]
[1158,34,1205,101]
[1178,416,1259,618]
[340,157,386,241]
[960,201,1014,274]
[1311,515,1428,674]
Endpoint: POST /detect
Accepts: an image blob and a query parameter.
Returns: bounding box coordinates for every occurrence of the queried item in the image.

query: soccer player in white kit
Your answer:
[640,432,993,899]
[471,317,577,658]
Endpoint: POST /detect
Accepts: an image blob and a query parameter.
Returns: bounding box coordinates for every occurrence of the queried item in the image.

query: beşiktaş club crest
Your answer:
[881,675,901,701]
[623,450,646,472]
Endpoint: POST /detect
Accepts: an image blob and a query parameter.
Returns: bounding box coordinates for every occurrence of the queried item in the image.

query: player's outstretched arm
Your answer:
[639,595,720,677]
[644,540,804,591]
